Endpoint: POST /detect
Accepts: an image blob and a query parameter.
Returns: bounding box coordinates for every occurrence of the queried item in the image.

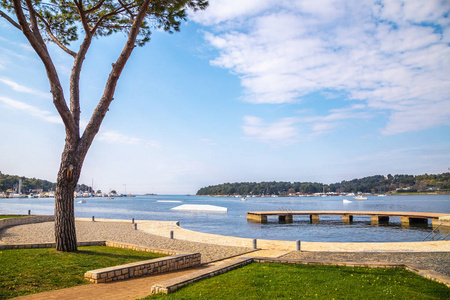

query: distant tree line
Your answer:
[196,173,450,196]
[0,172,92,193]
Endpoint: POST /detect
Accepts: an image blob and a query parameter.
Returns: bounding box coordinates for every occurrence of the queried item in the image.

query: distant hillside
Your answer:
[196,173,450,196]
[0,171,92,193]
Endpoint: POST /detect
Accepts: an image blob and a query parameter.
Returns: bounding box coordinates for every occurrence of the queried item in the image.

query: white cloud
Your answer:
[97,130,161,148]
[0,77,51,99]
[190,0,274,26]
[196,0,450,135]
[303,104,373,136]
[242,104,374,143]
[0,96,62,124]
[242,116,298,143]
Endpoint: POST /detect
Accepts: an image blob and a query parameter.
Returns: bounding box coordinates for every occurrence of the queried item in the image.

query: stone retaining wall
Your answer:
[151,257,254,294]
[0,215,54,230]
[85,253,201,283]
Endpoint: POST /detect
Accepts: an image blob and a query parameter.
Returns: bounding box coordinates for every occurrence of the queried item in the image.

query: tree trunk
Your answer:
[54,141,80,252]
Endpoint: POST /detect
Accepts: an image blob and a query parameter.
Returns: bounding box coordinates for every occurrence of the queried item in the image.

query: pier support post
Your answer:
[310,214,319,224]
[247,213,267,224]
[342,215,353,224]
[400,216,410,226]
[371,215,389,225]
[279,214,293,223]
[402,217,427,227]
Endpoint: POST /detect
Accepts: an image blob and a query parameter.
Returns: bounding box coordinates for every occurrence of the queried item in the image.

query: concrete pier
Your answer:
[247,211,448,228]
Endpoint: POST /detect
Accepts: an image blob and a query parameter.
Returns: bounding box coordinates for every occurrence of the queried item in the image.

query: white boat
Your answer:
[354,195,368,200]
[378,194,386,197]
[171,204,227,212]
[343,199,352,204]
[10,193,26,198]
[241,197,247,201]
[77,199,86,203]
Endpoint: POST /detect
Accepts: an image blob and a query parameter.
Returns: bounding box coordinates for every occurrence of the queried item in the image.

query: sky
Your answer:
[0,0,449,194]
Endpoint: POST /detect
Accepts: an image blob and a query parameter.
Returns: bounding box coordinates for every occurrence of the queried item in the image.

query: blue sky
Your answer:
[0,0,449,194]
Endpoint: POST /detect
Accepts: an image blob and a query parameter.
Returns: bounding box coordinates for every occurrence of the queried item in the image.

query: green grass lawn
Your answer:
[0,246,166,299]
[146,263,450,300]
[0,215,23,219]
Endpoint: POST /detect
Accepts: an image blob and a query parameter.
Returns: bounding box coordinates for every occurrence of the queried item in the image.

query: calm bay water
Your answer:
[1,194,449,242]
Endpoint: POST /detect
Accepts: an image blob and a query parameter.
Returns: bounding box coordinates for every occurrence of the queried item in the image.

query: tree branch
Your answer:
[0,10,22,30]
[35,14,77,57]
[85,0,107,14]
[69,33,93,133]
[118,0,135,20]
[24,0,47,47]
[74,0,92,37]
[90,4,130,34]
[12,0,77,139]
[79,0,152,156]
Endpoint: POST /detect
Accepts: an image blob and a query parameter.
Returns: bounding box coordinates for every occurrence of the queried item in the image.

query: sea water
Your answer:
[1,194,449,242]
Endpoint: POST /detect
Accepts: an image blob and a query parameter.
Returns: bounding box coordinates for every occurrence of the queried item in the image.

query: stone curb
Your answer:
[150,256,254,294]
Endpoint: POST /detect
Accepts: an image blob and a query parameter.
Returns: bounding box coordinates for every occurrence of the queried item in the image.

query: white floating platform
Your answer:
[157,200,182,203]
[171,204,227,212]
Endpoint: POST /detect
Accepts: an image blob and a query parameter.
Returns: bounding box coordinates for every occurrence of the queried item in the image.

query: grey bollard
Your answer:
[170,231,174,239]
[28,210,31,215]
[132,218,135,224]
[92,216,95,222]
[296,240,301,251]
[134,223,137,230]
[253,239,257,249]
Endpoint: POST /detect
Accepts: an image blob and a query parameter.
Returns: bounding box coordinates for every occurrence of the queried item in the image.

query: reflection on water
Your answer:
[0,194,449,242]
